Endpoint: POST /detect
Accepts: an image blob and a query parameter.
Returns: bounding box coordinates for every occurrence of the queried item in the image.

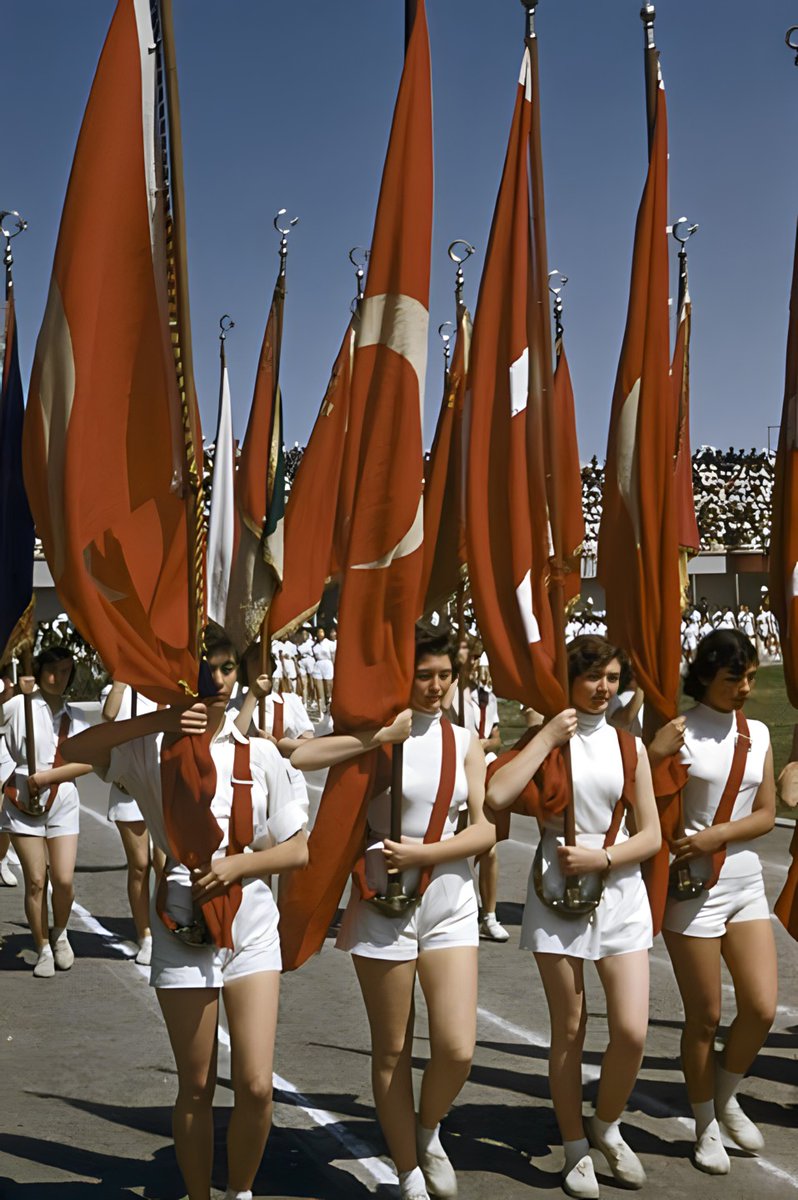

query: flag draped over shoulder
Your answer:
[419,300,470,614]
[597,69,680,729]
[19,0,247,946]
[551,339,584,609]
[225,276,286,653]
[771,223,798,942]
[0,282,34,664]
[269,321,354,637]
[206,344,235,627]
[279,0,432,971]
[466,48,565,718]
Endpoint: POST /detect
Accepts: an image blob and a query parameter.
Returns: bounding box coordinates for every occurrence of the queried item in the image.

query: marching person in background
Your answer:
[0,647,93,977]
[291,629,496,1200]
[648,630,776,1177]
[443,638,509,943]
[0,664,19,887]
[297,627,315,710]
[61,631,309,1200]
[102,680,161,965]
[486,636,660,1199]
[279,635,298,695]
[311,626,335,713]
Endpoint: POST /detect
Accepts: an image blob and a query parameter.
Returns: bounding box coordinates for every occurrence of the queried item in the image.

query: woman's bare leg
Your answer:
[416,946,477,1128]
[223,971,280,1192]
[663,930,723,1102]
[593,950,649,1120]
[46,834,78,932]
[535,953,588,1141]
[353,954,419,1172]
[720,920,777,1074]
[157,987,219,1200]
[11,834,49,947]
[115,820,151,940]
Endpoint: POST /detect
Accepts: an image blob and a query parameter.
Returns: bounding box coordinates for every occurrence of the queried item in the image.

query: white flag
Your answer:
[207,356,236,626]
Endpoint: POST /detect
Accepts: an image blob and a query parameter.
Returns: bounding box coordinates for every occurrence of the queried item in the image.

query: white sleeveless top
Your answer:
[542,712,634,847]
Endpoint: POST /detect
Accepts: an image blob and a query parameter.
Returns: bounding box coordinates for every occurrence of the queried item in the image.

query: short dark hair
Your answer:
[566,635,627,685]
[34,646,75,689]
[414,627,456,670]
[683,630,758,701]
[203,630,240,666]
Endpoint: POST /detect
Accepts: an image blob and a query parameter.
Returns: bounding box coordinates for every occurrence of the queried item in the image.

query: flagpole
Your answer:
[640,3,659,153]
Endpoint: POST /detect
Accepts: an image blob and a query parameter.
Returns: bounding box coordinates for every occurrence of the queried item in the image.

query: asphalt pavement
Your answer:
[1,769,796,1200]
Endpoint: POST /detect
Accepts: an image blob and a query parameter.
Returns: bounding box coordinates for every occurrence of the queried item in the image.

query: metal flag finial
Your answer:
[219,314,235,342]
[447,240,475,308]
[438,320,453,374]
[0,210,28,295]
[787,26,798,65]
[520,1,539,41]
[548,269,568,343]
[671,217,699,248]
[640,3,656,50]
[348,246,371,307]
[274,208,299,277]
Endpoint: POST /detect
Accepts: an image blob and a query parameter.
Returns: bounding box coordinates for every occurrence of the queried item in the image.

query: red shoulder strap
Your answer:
[603,728,638,849]
[705,709,750,889]
[272,699,285,741]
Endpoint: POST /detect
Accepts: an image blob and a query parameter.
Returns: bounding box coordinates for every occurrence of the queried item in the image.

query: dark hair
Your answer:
[414,627,456,670]
[203,631,240,666]
[34,645,75,689]
[683,630,758,701]
[566,635,627,686]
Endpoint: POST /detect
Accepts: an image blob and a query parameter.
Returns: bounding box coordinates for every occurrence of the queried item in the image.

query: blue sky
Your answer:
[4,1,798,458]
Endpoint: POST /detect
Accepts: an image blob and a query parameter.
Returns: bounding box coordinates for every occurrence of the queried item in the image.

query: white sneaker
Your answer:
[135,935,153,966]
[33,946,55,978]
[585,1116,646,1188]
[0,858,18,886]
[693,1120,730,1174]
[562,1154,599,1198]
[416,1125,457,1197]
[717,1095,764,1153]
[51,932,75,971]
[479,913,509,942]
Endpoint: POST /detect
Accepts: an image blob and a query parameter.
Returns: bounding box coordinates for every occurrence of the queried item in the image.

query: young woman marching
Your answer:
[0,647,93,977]
[486,636,660,1199]
[102,681,161,964]
[291,629,495,1200]
[648,629,776,1176]
[62,634,309,1200]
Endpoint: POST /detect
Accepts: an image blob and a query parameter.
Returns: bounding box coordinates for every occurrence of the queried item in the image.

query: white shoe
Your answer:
[33,946,55,978]
[585,1117,646,1188]
[51,932,75,971]
[479,913,509,942]
[717,1095,764,1153]
[416,1126,457,1197]
[562,1154,599,1198]
[0,859,18,886]
[135,936,153,966]
[693,1120,730,1174]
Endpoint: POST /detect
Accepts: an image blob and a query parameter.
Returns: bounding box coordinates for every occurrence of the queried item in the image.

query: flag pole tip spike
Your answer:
[786,26,798,63]
[273,209,300,235]
[640,3,656,22]
[219,314,235,342]
[671,218,699,246]
[0,211,28,240]
[447,240,475,265]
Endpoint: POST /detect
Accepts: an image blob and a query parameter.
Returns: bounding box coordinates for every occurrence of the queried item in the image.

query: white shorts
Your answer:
[107,783,144,824]
[150,897,283,988]
[0,787,80,839]
[662,869,770,938]
[313,660,334,682]
[336,860,479,960]
[299,657,314,677]
[282,659,297,680]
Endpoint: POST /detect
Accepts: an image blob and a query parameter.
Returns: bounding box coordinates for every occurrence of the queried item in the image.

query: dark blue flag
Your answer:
[0,291,34,662]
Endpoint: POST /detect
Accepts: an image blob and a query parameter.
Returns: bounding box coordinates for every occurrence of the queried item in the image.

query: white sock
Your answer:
[563,1137,590,1172]
[417,1121,442,1154]
[224,1190,252,1200]
[691,1099,716,1138]
[37,943,53,958]
[590,1114,624,1149]
[399,1166,426,1195]
[483,911,496,920]
[715,1062,744,1113]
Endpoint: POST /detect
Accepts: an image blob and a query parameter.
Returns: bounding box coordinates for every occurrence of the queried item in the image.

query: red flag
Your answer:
[771,223,798,941]
[466,48,565,717]
[597,69,680,729]
[419,300,470,614]
[225,277,287,652]
[279,0,432,970]
[551,340,585,609]
[269,321,354,637]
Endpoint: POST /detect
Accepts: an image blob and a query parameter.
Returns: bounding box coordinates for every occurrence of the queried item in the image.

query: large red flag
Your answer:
[671,272,701,595]
[19,0,248,944]
[269,321,354,637]
[280,0,432,970]
[771,223,798,941]
[466,48,565,718]
[419,300,471,614]
[597,68,680,729]
[225,276,287,652]
[551,339,585,609]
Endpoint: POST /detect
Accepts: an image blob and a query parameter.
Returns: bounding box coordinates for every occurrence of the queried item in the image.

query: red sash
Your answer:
[157,738,255,950]
[272,699,285,741]
[352,717,457,902]
[478,697,488,739]
[703,709,750,889]
[4,711,71,814]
